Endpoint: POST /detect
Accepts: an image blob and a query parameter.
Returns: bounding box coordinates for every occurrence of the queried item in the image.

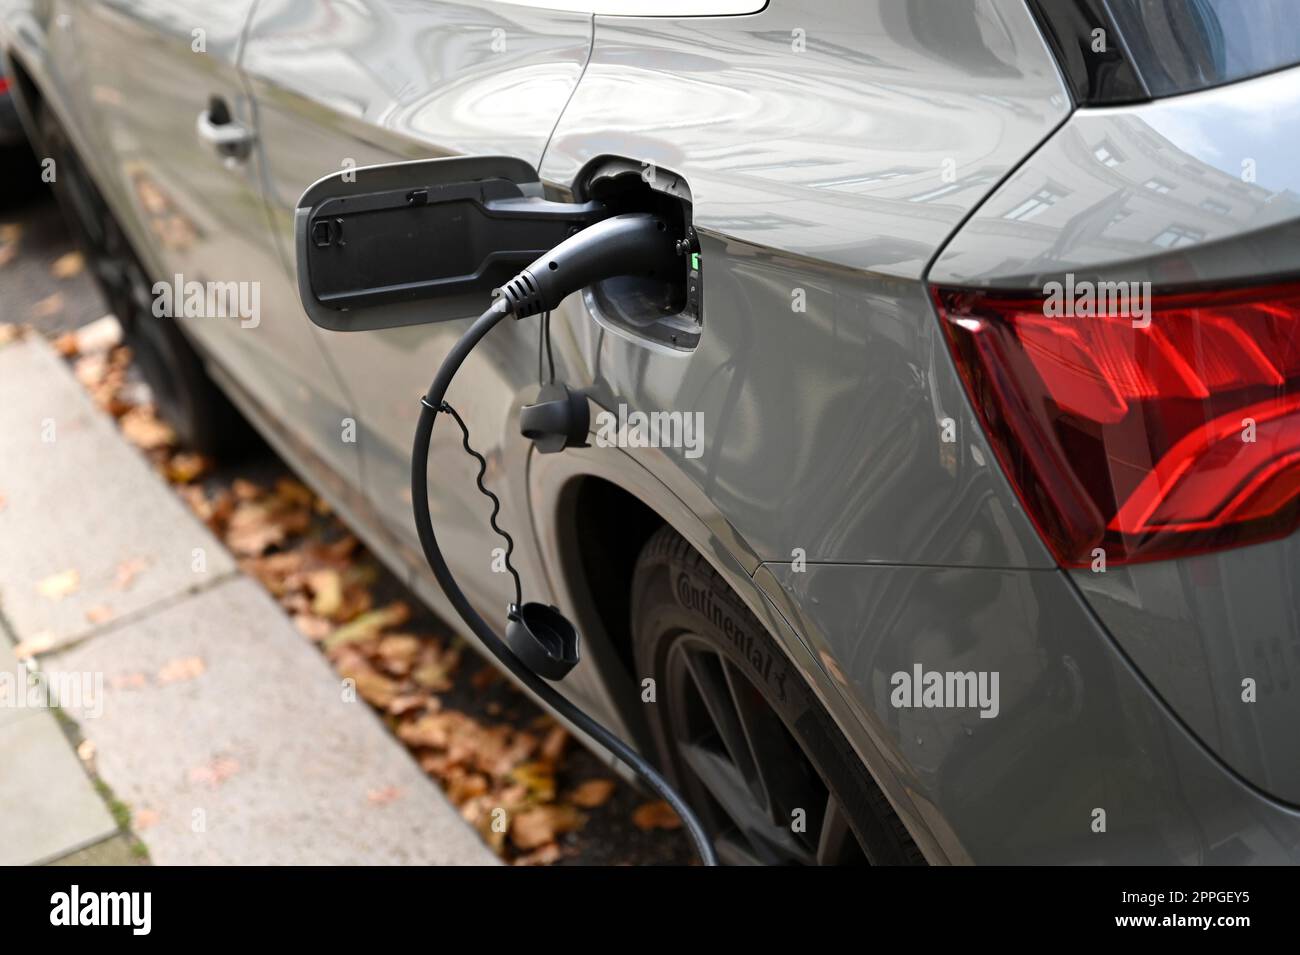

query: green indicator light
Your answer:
[690,252,700,270]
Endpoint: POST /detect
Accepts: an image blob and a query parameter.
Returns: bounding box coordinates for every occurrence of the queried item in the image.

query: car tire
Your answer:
[38,106,252,458]
[631,525,924,865]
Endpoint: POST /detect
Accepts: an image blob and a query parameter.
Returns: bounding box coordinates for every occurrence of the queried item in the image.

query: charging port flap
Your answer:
[294,156,605,332]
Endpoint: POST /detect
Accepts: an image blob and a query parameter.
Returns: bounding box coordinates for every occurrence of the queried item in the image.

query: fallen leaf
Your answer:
[111,672,149,690]
[411,639,460,691]
[73,352,109,388]
[324,602,410,650]
[119,406,175,451]
[231,478,262,501]
[367,785,404,806]
[165,451,210,484]
[156,656,205,685]
[375,633,421,674]
[50,250,85,279]
[306,568,344,618]
[510,761,557,801]
[225,502,285,556]
[177,484,210,519]
[32,292,64,318]
[133,808,160,830]
[76,739,96,764]
[38,568,80,599]
[510,804,585,851]
[632,800,683,831]
[513,843,563,866]
[84,604,114,625]
[331,580,373,623]
[188,756,240,789]
[398,712,452,749]
[336,655,400,708]
[239,550,302,595]
[386,694,431,718]
[273,477,314,509]
[292,613,332,641]
[73,315,122,354]
[569,778,617,809]
[54,331,80,357]
[540,724,569,764]
[322,535,359,563]
[446,770,488,802]
[113,557,149,591]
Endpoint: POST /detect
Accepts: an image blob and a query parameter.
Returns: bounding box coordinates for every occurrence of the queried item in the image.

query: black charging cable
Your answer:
[410,214,718,866]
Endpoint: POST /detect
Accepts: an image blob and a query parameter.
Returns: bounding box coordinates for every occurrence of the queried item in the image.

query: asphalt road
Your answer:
[0,146,106,336]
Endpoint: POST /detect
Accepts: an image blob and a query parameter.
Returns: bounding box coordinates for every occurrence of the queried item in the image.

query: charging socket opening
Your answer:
[575,158,701,351]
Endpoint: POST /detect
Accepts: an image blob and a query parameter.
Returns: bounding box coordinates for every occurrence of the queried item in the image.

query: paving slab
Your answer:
[0,338,235,653]
[47,833,141,866]
[45,575,498,865]
[0,707,118,865]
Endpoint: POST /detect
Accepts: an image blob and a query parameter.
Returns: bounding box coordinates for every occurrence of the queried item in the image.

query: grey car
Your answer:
[3,0,1299,865]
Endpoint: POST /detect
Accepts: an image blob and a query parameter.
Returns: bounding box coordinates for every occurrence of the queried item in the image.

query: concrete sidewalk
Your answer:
[0,335,497,865]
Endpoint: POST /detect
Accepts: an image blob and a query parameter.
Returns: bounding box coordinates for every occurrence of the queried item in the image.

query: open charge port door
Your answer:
[577,158,701,351]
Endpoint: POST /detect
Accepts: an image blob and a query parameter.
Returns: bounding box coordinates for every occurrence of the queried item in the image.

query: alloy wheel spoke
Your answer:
[677,741,815,865]
[719,657,813,826]
[815,793,861,865]
[679,647,762,795]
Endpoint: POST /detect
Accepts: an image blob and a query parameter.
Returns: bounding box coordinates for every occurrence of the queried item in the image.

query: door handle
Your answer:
[196,98,254,161]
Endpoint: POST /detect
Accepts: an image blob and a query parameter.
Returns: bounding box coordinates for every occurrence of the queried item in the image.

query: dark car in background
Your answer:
[0,63,29,146]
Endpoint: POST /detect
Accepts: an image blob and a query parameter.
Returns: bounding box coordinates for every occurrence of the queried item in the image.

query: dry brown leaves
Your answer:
[62,316,617,864]
[0,322,28,346]
[62,323,211,482]
[632,800,683,831]
[173,463,594,863]
[37,568,80,600]
[0,223,21,269]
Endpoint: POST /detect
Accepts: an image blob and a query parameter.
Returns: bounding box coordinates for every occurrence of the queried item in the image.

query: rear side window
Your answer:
[1108,0,1300,96]
[1029,0,1300,104]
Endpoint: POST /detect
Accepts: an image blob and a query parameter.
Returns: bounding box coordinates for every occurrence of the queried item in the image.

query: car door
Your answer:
[72,0,362,490]
[240,0,592,625]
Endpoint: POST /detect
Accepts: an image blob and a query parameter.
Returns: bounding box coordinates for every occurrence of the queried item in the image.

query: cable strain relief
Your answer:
[498,270,544,319]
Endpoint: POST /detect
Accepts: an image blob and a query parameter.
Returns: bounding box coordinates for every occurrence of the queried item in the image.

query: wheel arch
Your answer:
[524,441,942,858]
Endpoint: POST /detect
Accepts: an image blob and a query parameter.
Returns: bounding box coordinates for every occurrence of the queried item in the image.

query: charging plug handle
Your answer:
[499,213,680,318]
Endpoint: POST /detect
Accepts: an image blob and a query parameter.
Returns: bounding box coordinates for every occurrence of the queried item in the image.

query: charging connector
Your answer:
[498,213,680,318]
[411,217,717,866]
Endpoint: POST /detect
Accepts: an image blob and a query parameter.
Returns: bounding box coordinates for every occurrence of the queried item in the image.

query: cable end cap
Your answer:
[505,602,581,680]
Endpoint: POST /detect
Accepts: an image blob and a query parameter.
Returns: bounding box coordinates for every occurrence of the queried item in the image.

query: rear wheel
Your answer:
[630,526,924,865]
[38,107,251,457]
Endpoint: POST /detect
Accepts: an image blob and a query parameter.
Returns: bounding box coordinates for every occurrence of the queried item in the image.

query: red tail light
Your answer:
[932,280,1300,567]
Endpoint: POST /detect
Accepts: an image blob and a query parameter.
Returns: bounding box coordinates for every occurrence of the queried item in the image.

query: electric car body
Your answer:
[3,0,1299,864]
